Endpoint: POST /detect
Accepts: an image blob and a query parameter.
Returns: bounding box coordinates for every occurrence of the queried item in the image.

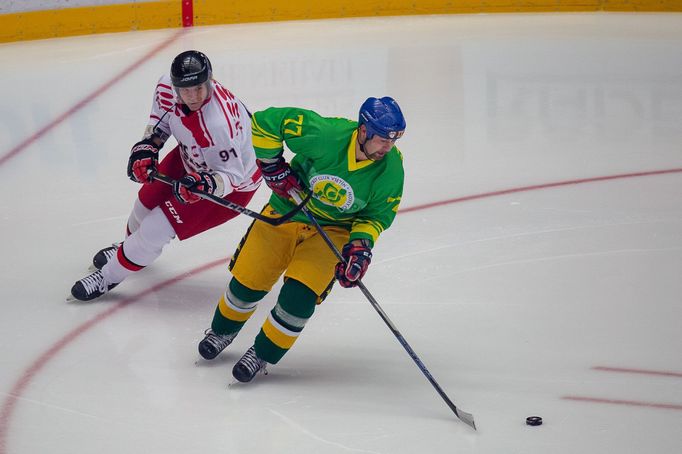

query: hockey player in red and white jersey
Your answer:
[70,50,261,301]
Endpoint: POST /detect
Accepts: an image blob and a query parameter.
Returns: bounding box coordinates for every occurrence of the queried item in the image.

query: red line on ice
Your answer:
[0,28,187,168]
[563,396,682,411]
[0,258,228,454]
[0,28,188,453]
[593,366,682,378]
[399,168,682,213]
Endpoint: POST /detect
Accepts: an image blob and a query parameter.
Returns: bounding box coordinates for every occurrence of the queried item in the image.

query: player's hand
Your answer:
[257,157,303,198]
[127,138,159,183]
[172,172,218,204]
[335,241,372,288]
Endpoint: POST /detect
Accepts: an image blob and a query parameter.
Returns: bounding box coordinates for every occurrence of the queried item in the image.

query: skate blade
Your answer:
[66,293,90,303]
[227,378,252,388]
[227,370,267,388]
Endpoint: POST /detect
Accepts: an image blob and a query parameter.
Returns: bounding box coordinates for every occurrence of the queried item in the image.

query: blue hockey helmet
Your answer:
[358,96,406,140]
[170,50,212,88]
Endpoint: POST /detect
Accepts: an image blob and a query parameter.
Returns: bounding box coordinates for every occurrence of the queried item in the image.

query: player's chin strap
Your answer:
[288,190,477,430]
[357,134,378,161]
[358,136,369,159]
[149,171,311,226]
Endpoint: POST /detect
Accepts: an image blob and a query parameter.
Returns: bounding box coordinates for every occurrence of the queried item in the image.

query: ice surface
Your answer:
[0,13,681,454]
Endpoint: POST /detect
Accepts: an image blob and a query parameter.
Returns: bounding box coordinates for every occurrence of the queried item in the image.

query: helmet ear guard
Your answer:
[359,96,406,140]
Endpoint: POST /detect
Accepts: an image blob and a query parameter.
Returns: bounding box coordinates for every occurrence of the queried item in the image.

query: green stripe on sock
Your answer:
[210,305,246,334]
[230,277,268,302]
[254,330,289,364]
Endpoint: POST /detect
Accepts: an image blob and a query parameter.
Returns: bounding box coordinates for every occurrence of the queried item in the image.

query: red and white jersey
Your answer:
[147,75,261,196]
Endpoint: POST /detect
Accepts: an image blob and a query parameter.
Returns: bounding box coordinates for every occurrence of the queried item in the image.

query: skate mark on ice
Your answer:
[269,408,384,454]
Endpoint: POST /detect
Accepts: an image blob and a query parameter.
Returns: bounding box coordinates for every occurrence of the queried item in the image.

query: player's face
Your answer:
[362,134,397,161]
[177,83,210,111]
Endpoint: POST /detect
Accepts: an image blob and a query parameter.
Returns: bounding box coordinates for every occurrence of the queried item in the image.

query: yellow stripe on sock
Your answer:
[262,316,299,349]
[218,294,255,322]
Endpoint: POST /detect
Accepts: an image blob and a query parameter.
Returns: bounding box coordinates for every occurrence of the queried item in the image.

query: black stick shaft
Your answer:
[150,172,306,226]
[289,192,476,430]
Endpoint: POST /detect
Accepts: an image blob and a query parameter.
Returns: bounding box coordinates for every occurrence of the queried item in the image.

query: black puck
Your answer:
[526,416,543,426]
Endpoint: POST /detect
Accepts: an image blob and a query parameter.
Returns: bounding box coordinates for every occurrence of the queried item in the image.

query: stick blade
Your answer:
[456,409,476,430]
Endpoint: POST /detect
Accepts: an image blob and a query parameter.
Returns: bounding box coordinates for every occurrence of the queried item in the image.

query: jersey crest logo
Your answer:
[309,175,354,211]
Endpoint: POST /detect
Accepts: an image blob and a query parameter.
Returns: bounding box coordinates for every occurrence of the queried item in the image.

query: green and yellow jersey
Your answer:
[252,107,404,246]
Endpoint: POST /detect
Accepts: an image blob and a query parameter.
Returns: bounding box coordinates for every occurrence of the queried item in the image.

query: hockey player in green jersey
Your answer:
[197,97,406,383]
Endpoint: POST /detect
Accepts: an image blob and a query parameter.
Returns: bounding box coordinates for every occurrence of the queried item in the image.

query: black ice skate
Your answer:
[198,329,237,360]
[232,346,268,383]
[70,270,118,301]
[91,243,120,270]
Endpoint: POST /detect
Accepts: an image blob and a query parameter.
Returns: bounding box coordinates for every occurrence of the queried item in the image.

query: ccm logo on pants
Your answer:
[165,200,183,224]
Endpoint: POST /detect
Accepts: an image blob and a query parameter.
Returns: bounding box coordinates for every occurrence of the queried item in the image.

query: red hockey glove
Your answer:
[172,172,218,204]
[257,157,303,198]
[127,138,159,183]
[335,241,372,288]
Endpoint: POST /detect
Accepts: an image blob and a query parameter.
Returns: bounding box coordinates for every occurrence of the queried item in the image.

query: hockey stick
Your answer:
[150,171,310,226]
[289,192,476,430]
